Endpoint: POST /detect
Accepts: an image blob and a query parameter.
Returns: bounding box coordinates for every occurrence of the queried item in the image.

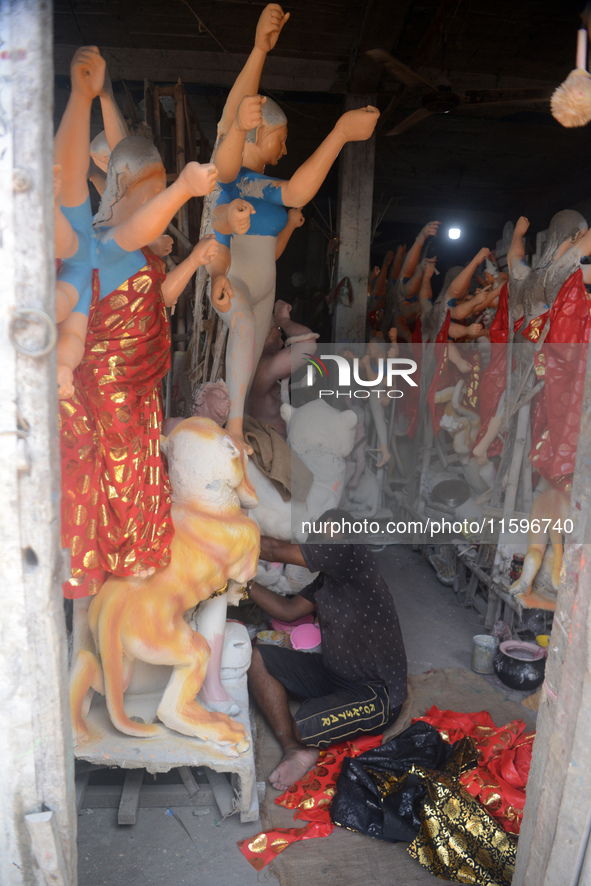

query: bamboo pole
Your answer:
[502,402,531,519]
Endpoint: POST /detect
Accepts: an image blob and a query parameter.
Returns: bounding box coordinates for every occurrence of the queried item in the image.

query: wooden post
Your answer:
[0,2,77,885]
[173,80,188,353]
[333,94,376,343]
[513,345,591,885]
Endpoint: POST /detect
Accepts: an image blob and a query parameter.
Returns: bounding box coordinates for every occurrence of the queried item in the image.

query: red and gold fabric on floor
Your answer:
[414,707,534,835]
[238,734,382,871]
[60,249,174,598]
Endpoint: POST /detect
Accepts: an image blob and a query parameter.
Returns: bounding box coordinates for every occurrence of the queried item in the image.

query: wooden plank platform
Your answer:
[118,769,145,825]
[75,764,217,822]
[205,769,235,818]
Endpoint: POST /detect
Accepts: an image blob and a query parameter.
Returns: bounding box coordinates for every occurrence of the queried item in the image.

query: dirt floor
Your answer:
[76,543,541,886]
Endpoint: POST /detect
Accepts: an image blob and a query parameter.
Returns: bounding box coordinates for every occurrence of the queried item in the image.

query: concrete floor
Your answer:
[77,543,536,886]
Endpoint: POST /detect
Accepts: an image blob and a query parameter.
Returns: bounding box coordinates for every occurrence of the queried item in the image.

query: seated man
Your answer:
[248,518,408,791]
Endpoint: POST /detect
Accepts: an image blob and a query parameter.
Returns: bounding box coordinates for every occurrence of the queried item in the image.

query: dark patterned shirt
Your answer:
[299,544,407,708]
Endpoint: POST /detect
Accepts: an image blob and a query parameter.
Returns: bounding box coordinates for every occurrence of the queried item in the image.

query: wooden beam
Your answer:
[333,95,377,342]
[0,3,77,884]
[54,45,346,93]
[79,784,215,809]
[347,0,414,94]
[204,769,234,818]
[178,766,200,798]
[118,769,145,826]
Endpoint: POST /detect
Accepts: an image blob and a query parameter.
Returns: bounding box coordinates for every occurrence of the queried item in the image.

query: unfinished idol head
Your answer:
[94,136,166,227]
[244,97,288,168]
[513,209,589,324]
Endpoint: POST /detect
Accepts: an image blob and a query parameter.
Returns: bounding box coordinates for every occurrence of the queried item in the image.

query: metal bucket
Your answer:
[472,634,499,675]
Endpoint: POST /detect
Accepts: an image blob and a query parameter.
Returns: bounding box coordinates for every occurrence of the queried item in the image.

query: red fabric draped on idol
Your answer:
[425,312,481,438]
[473,282,513,457]
[60,250,174,598]
[529,267,591,490]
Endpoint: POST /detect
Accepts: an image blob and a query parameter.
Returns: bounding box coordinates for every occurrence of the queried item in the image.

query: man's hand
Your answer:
[192,234,219,266]
[70,46,106,100]
[227,198,256,235]
[274,299,292,327]
[287,208,305,229]
[514,216,530,237]
[178,162,218,197]
[465,323,485,338]
[255,4,290,53]
[236,95,267,132]
[211,275,234,312]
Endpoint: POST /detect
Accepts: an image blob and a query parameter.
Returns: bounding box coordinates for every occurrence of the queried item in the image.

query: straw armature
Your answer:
[551,27,591,128]
[551,68,591,127]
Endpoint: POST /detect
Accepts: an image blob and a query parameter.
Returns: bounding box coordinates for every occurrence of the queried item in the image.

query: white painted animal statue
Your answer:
[247,399,358,540]
[69,418,260,755]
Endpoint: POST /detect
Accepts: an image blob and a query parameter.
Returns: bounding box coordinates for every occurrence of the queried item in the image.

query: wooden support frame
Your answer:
[333,94,376,343]
[74,764,237,825]
[144,77,213,415]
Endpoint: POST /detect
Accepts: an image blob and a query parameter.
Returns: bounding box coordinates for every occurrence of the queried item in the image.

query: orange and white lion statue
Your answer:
[69,417,260,756]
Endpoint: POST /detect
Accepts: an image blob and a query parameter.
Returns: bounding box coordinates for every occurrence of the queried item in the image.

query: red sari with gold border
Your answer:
[60,248,174,598]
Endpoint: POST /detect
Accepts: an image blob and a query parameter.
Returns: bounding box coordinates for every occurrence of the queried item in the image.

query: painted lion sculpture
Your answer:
[69,417,260,755]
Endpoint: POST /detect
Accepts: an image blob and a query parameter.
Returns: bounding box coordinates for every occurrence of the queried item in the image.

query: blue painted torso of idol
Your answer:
[212,168,288,248]
[58,197,152,318]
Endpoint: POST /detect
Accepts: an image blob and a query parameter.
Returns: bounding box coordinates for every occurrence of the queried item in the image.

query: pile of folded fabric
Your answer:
[239,708,534,886]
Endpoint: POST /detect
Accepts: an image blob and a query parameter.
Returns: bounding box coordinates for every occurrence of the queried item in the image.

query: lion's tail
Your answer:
[96,589,162,738]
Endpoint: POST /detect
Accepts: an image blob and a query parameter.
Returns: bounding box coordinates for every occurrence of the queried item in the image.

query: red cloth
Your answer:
[411,316,423,344]
[474,283,512,456]
[529,268,590,490]
[60,249,174,597]
[425,312,481,436]
[238,734,382,870]
[414,707,534,835]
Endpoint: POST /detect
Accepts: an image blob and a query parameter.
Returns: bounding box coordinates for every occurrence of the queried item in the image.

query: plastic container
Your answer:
[290,623,322,653]
[472,634,499,675]
[256,630,286,646]
[271,614,315,634]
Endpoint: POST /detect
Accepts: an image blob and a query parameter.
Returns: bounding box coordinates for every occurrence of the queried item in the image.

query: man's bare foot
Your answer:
[269,745,319,792]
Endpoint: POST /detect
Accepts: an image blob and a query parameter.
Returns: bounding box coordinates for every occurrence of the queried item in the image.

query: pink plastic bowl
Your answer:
[271,614,315,634]
[290,623,322,652]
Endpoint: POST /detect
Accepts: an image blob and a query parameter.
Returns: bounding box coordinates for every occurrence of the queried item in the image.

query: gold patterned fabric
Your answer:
[528,270,591,491]
[60,250,174,597]
[407,738,517,886]
[426,315,482,437]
